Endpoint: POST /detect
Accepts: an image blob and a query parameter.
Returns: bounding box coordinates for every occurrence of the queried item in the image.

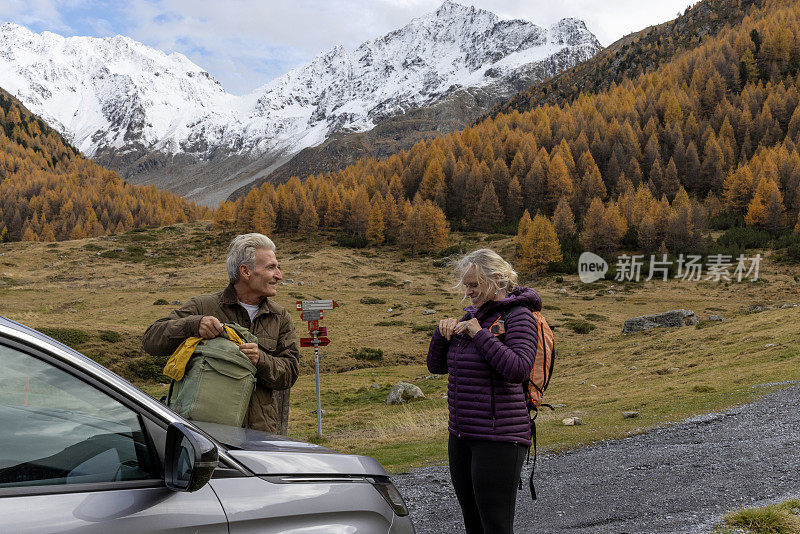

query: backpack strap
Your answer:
[526,403,555,500]
[490,305,527,342]
[164,380,175,407]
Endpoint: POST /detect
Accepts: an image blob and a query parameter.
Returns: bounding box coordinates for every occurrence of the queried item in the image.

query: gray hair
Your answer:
[227,233,276,283]
[455,248,518,299]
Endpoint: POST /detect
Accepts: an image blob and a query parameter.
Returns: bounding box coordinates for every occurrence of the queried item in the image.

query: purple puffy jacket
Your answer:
[427,287,540,446]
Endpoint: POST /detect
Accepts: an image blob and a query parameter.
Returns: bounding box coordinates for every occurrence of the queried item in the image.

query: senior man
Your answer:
[143,233,300,435]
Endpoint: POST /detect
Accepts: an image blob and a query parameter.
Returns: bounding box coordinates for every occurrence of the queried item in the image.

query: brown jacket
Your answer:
[142,284,300,434]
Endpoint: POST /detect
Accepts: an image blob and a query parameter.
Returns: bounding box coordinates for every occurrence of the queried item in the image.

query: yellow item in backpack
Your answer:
[163,324,245,381]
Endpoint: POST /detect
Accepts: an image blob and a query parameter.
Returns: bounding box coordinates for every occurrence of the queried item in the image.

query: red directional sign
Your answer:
[300,337,331,347]
[307,320,319,332]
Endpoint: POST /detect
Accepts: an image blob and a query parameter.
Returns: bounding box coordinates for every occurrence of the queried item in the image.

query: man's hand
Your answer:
[454,318,481,338]
[198,316,224,339]
[239,343,260,365]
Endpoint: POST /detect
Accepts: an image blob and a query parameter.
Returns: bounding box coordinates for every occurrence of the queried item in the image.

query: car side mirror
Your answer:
[165,422,219,492]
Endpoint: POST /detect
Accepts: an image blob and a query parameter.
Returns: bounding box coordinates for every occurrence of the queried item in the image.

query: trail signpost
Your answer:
[297,300,338,437]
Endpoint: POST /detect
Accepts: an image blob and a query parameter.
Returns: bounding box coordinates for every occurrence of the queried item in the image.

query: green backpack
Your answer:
[167,323,258,427]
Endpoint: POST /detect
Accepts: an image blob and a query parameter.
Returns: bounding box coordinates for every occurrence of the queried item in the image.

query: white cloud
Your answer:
[3,0,696,94]
[0,0,70,31]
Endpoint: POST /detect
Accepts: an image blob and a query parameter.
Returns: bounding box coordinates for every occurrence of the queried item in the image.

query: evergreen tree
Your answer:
[366,201,385,245]
[418,159,445,200]
[580,198,626,254]
[516,214,562,274]
[546,153,574,213]
[723,165,755,215]
[746,177,785,232]
[473,182,503,231]
[506,177,524,221]
[551,197,576,239]
[297,197,319,236]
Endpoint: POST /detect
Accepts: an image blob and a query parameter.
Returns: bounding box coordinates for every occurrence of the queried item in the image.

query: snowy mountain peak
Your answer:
[0,4,601,204]
[433,0,481,19]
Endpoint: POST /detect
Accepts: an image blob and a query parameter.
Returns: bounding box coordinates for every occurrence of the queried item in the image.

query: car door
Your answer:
[0,339,228,534]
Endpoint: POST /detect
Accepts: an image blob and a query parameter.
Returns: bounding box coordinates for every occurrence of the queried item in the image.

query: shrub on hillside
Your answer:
[39,327,90,347]
[360,297,387,304]
[99,330,122,343]
[565,319,596,334]
[717,226,772,250]
[127,354,168,382]
[348,347,384,361]
[335,234,368,248]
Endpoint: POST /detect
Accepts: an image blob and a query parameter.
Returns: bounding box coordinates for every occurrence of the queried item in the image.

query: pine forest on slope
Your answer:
[223,0,800,273]
[0,88,209,242]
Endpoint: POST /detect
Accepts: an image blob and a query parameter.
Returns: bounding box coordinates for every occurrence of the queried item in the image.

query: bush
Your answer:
[335,234,368,248]
[153,298,169,305]
[582,313,607,321]
[787,242,800,262]
[348,347,384,361]
[410,324,435,334]
[38,327,90,347]
[435,244,468,258]
[368,278,397,287]
[717,226,772,250]
[708,211,744,230]
[564,320,595,334]
[99,330,122,343]
[127,354,168,382]
[98,245,147,262]
[549,234,583,274]
[360,297,387,305]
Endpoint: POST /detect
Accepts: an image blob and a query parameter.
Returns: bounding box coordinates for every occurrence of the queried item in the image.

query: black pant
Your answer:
[448,434,527,534]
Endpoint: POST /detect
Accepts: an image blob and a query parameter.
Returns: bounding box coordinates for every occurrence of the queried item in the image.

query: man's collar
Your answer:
[223,283,274,314]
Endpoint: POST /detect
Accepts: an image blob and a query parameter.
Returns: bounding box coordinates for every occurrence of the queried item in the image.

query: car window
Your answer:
[0,344,159,488]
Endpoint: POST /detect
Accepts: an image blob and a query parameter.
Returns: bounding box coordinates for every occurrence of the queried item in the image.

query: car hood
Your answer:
[196,422,388,477]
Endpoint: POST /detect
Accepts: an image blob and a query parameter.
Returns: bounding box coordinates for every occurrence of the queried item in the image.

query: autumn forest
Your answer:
[3,0,800,274]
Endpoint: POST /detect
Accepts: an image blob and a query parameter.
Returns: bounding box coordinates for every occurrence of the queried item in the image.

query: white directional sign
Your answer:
[296,300,338,311]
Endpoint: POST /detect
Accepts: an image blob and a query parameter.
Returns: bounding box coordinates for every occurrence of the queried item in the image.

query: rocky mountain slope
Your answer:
[0,1,600,205]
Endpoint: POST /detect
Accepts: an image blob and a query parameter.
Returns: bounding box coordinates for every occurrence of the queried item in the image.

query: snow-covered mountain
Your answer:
[0,1,601,205]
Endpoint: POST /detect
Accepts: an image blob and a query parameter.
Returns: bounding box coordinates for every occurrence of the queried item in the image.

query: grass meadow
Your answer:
[1,222,800,475]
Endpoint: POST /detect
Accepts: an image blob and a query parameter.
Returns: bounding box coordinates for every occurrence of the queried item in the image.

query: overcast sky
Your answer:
[2,0,694,95]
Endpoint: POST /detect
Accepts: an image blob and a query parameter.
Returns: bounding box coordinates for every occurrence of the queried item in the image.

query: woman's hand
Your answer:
[455,318,481,338]
[437,318,459,340]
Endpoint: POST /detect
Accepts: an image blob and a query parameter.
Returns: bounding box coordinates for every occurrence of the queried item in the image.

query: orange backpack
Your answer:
[495,306,555,500]
[524,310,555,412]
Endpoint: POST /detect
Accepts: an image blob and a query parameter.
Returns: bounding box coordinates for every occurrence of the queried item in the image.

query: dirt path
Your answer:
[393,382,800,533]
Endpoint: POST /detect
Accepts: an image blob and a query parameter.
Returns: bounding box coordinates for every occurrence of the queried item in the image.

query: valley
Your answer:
[1,222,798,472]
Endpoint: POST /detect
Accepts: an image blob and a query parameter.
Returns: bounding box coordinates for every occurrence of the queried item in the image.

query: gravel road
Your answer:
[393,381,800,533]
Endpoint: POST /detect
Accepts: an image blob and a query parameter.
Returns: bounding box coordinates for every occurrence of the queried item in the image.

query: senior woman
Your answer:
[427,248,540,534]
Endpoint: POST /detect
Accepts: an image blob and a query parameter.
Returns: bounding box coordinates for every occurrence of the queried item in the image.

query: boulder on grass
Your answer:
[622,309,698,334]
[386,382,425,404]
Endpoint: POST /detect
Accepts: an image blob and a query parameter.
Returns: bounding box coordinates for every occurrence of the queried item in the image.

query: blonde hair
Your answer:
[454,248,518,300]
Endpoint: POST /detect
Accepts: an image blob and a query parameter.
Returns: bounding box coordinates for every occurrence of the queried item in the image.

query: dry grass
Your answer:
[2,222,800,472]
[717,499,800,533]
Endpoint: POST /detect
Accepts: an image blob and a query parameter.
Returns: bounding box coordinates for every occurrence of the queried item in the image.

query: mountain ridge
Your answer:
[0,2,600,205]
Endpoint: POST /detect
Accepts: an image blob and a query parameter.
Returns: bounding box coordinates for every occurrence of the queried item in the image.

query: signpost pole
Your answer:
[296,300,337,439]
[313,329,322,438]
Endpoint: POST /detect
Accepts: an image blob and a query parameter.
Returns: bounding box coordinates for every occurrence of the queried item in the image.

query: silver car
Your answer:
[0,317,415,533]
